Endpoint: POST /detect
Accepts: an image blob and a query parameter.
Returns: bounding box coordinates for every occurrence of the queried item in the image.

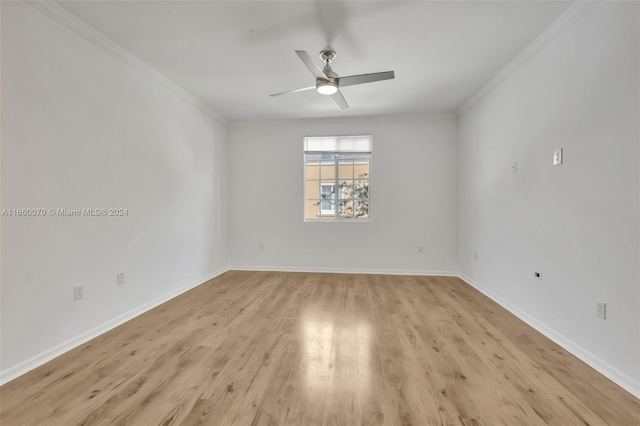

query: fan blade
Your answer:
[329,89,349,110]
[270,86,316,97]
[339,71,395,88]
[295,50,328,79]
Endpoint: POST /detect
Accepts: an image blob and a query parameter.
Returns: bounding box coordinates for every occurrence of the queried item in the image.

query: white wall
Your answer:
[458,1,639,395]
[0,1,228,379]
[228,115,458,274]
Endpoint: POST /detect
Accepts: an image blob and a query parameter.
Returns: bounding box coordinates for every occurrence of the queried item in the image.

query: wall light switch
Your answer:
[73,284,84,301]
[596,301,606,319]
[553,148,563,165]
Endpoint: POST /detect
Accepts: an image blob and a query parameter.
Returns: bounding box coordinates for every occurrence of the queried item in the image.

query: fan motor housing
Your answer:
[319,49,336,63]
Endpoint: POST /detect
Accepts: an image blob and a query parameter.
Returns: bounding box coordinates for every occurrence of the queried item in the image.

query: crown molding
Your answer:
[230,111,457,129]
[25,0,228,125]
[458,0,600,115]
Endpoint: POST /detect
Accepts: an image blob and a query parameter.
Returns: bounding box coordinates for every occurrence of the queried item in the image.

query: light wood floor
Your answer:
[1,271,638,425]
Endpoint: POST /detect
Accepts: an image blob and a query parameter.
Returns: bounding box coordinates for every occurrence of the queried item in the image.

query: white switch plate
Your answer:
[596,301,606,319]
[73,284,84,301]
[553,148,563,165]
[117,272,125,285]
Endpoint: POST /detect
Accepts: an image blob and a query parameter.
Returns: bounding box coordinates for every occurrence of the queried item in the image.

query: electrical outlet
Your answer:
[117,272,125,286]
[73,284,84,301]
[533,272,542,280]
[596,301,606,319]
[418,245,424,253]
[553,148,563,165]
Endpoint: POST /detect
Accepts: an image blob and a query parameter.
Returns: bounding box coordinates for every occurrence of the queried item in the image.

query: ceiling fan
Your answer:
[270,49,395,110]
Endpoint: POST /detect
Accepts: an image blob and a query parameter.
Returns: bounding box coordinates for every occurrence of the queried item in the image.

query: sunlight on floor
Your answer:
[301,320,371,396]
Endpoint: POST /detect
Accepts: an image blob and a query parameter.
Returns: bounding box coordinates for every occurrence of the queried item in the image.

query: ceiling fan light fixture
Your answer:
[316,80,338,95]
[269,49,395,110]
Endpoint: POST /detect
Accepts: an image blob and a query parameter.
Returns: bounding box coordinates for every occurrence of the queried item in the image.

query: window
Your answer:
[304,135,371,221]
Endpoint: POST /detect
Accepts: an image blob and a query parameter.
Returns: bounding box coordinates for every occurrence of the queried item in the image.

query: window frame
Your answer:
[303,135,372,223]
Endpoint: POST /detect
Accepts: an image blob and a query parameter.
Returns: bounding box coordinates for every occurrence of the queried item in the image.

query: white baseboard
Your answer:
[0,267,229,385]
[458,273,640,399]
[229,265,458,277]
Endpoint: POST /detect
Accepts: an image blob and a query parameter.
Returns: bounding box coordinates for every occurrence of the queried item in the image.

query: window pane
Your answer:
[339,200,354,218]
[338,180,354,200]
[338,153,353,159]
[320,199,335,215]
[308,195,335,217]
[305,200,321,219]
[353,200,369,218]
[320,181,335,194]
[353,179,369,199]
[306,180,320,199]
[306,161,320,180]
[354,161,369,179]
[319,182,336,216]
[338,158,354,180]
[320,163,335,180]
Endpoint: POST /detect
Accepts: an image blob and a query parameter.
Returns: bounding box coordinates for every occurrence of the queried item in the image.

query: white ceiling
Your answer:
[56,1,573,121]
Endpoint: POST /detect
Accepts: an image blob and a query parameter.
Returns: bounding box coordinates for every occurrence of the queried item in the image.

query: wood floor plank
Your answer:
[1,271,638,425]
